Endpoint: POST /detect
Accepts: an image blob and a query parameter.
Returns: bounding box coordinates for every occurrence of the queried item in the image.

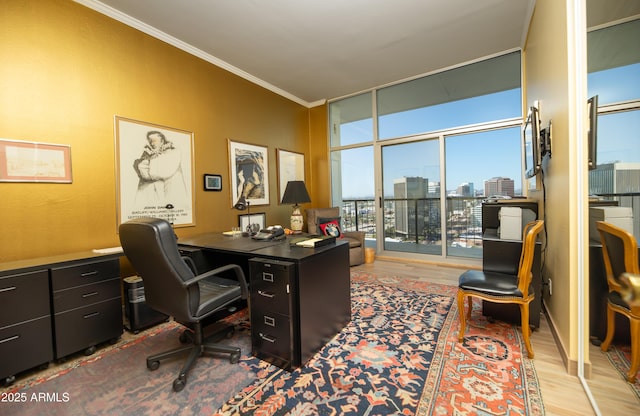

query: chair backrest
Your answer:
[119,217,198,323]
[306,207,340,234]
[516,220,545,297]
[597,220,640,294]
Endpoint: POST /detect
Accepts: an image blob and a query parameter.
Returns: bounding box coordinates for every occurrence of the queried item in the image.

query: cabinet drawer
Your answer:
[51,258,120,291]
[251,311,292,364]
[53,297,123,358]
[249,258,294,316]
[53,278,121,312]
[0,269,50,327]
[0,316,53,379]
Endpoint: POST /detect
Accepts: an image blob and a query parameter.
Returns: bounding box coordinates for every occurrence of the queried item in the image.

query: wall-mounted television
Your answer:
[587,95,598,170]
[523,106,541,179]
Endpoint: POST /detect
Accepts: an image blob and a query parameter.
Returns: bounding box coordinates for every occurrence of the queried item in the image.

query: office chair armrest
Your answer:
[183,264,249,299]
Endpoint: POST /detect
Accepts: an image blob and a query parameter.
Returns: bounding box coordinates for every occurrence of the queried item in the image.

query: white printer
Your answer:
[589,206,634,241]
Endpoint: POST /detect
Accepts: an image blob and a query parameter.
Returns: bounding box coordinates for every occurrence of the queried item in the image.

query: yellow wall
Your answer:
[525,0,585,370]
[0,0,310,262]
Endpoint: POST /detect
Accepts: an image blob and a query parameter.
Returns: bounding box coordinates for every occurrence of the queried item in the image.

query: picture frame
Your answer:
[239,212,266,233]
[276,148,305,204]
[0,139,72,183]
[204,174,222,191]
[115,116,195,228]
[228,139,269,207]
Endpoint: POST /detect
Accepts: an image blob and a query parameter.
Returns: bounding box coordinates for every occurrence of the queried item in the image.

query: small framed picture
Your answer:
[239,212,266,233]
[204,174,222,191]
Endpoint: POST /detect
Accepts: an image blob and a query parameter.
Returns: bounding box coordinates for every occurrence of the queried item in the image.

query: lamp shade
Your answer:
[281,181,311,205]
[233,196,248,210]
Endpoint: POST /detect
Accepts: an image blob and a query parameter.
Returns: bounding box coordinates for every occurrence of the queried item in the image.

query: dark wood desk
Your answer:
[178,234,351,370]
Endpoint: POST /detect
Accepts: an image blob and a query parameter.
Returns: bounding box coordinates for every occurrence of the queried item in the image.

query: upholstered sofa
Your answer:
[306,207,365,266]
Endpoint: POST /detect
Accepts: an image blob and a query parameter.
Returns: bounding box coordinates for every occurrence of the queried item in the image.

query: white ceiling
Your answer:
[75,1,639,107]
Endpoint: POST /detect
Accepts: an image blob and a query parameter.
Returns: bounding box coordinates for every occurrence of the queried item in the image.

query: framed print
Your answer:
[239,212,266,233]
[204,174,222,191]
[115,116,195,228]
[0,139,72,183]
[276,148,305,203]
[228,139,269,207]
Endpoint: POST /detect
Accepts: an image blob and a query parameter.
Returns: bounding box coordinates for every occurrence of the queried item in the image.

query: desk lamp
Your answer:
[281,181,311,234]
[233,196,255,236]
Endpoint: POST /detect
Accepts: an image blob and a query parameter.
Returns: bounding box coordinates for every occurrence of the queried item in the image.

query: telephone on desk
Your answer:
[252,225,285,241]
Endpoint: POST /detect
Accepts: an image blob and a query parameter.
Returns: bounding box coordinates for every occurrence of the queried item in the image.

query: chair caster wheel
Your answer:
[84,345,96,356]
[2,375,16,387]
[173,374,186,392]
[230,352,240,364]
[147,360,160,371]
[225,327,235,339]
[179,330,191,344]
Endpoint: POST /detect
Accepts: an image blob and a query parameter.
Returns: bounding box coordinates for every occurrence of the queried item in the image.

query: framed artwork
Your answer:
[0,139,72,183]
[276,148,305,204]
[204,174,222,191]
[115,116,195,228]
[239,212,266,233]
[228,139,269,207]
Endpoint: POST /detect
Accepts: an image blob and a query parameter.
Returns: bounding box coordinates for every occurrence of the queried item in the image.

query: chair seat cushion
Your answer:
[608,290,631,311]
[343,236,361,248]
[458,270,527,297]
[196,277,242,317]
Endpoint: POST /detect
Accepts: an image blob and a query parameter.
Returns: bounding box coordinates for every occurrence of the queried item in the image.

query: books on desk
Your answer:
[293,236,336,248]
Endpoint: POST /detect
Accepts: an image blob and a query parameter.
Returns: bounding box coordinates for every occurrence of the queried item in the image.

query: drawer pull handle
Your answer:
[257,290,274,298]
[0,286,17,293]
[264,316,275,327]
[259,333,275,343]
[83,312,100,319]
[0,335,19,344]
[262,272,274,282]
[82,291,99,298]
[81,271,98,277]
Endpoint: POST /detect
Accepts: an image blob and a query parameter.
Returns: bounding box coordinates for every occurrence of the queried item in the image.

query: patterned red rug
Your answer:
[2,271,544,415]
[604,344,640,398]
[216,271,544,415]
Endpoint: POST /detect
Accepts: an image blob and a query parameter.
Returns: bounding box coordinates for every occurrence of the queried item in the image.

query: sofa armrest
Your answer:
[343,230,365,246]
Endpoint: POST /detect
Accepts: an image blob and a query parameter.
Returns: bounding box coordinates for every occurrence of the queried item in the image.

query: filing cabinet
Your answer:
[51,258,123,358]
[249,258,296,370]
[0,269,54,385]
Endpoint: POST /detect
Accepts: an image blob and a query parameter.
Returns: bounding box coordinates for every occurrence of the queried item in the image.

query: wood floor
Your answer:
[353,258,640,416]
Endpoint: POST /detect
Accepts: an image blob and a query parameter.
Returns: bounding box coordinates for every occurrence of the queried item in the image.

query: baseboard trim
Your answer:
[542,301,591,378]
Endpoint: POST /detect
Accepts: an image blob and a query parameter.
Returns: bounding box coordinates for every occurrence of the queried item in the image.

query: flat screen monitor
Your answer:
[587,95,598,170]
[523,106,541,179]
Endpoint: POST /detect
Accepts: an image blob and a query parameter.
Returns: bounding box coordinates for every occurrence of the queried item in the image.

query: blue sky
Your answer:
[335,63,639,199]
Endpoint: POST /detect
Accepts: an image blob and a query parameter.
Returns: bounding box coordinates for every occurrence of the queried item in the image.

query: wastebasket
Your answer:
[123,276,169,333]
[365,248,376,264]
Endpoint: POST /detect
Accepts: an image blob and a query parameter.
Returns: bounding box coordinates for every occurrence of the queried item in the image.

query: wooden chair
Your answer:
[596,220,640,383]
[457,220,544,359]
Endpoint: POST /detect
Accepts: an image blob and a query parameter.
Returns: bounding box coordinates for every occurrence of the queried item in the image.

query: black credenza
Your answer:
[481,200,542,328]
[0,252,123,385]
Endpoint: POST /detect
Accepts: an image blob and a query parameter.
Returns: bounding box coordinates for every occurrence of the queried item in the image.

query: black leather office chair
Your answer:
[119,217,248,392]
[597,220,640,383]
[457,220,544,359]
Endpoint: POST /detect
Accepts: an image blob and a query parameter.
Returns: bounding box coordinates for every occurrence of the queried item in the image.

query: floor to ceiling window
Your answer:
[329,51,523,261]
[587,18,640,238]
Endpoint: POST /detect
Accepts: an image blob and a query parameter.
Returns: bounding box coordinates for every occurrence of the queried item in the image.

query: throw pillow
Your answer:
[317,216,343,238]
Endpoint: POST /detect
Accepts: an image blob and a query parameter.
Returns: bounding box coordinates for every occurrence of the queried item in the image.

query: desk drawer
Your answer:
[52,278,121,312]
[51,259,120,291]
[0,316,54,379]
[53,297,123,358]
[251,311,292,364]
[0,269,50,327]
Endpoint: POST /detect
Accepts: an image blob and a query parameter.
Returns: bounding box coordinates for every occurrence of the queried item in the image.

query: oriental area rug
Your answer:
[2,272,544,415]
[605,344,640,399]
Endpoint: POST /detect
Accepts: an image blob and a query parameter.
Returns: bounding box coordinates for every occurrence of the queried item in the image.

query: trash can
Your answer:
[365,248,376,264]
[123,276,169,333]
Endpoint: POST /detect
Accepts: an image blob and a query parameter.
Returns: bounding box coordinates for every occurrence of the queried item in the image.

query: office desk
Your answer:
[178,233,351,370]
